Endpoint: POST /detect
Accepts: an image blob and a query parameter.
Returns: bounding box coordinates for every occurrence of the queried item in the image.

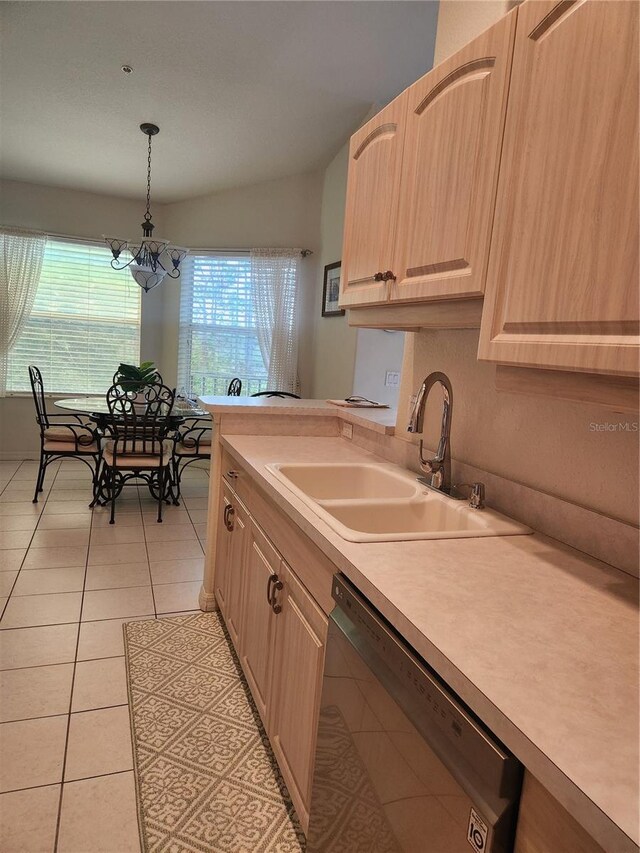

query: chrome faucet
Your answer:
[407,371,453,494]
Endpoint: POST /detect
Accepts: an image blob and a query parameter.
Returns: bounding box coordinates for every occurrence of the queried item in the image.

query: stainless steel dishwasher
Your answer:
[306,574,523,853]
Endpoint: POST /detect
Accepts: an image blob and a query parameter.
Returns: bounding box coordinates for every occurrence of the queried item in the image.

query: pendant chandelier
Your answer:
[105,123,188,292]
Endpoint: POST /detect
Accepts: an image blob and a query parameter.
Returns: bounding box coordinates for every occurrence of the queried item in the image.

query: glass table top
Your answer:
[54,397,210,418]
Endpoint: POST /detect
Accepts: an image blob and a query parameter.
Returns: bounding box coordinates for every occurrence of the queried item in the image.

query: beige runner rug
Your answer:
[124,612,305,853]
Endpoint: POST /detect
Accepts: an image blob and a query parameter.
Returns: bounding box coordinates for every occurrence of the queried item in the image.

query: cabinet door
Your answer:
[515,773,605,853]
[225,496,248,651]
[213,487,233,616]
[390,10,517,304]
[340,94,408,308]
[478,0,639,376]
[239,521,279,726]
[269,562,327,833]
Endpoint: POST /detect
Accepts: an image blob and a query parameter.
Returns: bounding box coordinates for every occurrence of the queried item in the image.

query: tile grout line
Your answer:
[0,461,210,843]
[138,485,159,620]
[3,700,129,726]
[52,459,94,853]
[6,767,135,799]
[0,461,54,622]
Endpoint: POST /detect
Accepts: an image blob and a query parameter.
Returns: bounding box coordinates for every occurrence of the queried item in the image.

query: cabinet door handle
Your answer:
[227,470,239,479]
[223,504,235,531]
[266,573,284,614]
[373,270,396,282]
[271,576,284,614]
[266,573,275,606]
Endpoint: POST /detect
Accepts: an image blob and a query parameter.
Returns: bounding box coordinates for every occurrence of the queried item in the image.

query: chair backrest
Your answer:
[106,382,175,458]
[250,390,301,399]
[28,365,49,428]
[227,378,242,396]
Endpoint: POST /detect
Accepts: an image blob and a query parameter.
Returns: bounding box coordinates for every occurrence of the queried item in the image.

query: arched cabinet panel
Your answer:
[339,94,408,307]
[478,0,639,376]
[390,10,517,304]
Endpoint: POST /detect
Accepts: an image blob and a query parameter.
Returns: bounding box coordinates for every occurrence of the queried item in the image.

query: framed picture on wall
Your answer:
[322,261,345,317]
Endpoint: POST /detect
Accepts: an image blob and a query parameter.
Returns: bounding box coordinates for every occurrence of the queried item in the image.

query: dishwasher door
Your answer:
[306,574,522,853]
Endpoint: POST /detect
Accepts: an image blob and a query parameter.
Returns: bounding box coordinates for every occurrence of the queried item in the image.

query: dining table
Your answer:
[53,396,211,507]
[54,395,210,426]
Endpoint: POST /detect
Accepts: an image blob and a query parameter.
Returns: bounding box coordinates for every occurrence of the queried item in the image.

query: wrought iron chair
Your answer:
[227,377,242,396]
[28,365,100,503]
[250,391,301,398]
[172,418,212,505]
[99,382,176,523]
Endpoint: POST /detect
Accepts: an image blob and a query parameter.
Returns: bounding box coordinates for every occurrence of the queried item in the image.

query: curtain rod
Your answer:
[1,227,313,257]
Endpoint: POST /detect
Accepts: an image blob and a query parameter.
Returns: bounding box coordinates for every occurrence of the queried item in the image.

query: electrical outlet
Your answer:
[341,422,353,440]
[385,371,400,387]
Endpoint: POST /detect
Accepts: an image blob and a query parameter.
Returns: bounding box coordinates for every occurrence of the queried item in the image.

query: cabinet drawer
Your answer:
[221,449,253,506]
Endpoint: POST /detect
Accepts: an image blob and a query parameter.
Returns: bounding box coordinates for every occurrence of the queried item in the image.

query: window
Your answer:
[7,237,141,394]
[178,253,268,396]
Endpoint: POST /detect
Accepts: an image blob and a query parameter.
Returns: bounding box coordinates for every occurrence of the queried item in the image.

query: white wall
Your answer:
[0,172,324,456]
[352,330,405,407]
[162,171,323,394]
[309,143,358,400]
[0,179,169,458]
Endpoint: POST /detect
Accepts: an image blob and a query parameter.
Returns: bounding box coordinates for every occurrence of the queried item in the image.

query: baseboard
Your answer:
[198,586,218,612]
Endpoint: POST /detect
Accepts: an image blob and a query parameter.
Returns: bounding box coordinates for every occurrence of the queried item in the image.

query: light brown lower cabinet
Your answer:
[515,773,605,853]
[214,473,610,847]
[214,477,328,834]
[239,521,280,725]
[214,482,249,650]
[268,561,327,832]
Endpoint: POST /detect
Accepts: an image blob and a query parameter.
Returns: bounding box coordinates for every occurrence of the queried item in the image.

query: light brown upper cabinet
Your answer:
[339,12,517,314]
[390,9,517,304]
[478,0,639,377]
[339,95,408,307]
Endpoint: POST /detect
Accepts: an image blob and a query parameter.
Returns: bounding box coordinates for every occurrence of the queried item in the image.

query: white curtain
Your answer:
[0,228,47,397]
[251,248,301,394]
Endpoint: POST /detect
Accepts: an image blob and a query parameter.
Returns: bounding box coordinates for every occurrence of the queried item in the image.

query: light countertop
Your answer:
[198,395,397,434]
[221,434,639,853]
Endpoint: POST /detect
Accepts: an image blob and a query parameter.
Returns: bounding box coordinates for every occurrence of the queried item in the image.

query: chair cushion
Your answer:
[43,426,96,445]
[43,439,99,453]
[175,442,212,457]
[102,439,173,469]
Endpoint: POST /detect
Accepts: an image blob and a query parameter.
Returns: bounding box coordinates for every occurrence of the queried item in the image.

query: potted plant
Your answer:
[114,361,160,410]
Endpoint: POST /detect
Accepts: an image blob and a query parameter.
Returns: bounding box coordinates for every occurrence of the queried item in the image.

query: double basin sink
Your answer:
[266,462,532,543]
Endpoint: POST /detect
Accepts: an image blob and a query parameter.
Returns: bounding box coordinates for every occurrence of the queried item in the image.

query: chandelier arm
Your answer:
[110,255,136,271]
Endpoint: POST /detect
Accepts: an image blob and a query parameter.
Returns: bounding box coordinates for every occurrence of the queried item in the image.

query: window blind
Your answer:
[7,237,141,394]
[177,253,268,396]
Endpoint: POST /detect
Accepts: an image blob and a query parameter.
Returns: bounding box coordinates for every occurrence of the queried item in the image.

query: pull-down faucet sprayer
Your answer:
[407,371,453,494]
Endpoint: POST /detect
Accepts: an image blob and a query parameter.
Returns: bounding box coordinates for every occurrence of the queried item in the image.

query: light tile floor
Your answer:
[0,458,209,852]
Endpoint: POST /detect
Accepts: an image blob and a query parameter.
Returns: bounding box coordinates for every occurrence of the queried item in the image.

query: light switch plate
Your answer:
[385,371,400,387]
[341,422,353,440]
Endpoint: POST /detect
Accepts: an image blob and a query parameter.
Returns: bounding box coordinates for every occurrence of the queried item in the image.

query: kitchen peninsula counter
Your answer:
[210,430,638,853]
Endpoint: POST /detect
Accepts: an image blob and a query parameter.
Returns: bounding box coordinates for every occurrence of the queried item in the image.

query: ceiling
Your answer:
[0,1,438,203]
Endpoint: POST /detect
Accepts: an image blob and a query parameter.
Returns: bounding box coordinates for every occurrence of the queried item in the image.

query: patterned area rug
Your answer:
[124,612,305,853]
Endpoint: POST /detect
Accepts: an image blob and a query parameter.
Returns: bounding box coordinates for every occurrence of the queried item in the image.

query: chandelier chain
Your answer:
[145,133,152,222]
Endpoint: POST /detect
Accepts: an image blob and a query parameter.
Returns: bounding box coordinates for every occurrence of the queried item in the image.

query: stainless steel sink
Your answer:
[266,462,532,543]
